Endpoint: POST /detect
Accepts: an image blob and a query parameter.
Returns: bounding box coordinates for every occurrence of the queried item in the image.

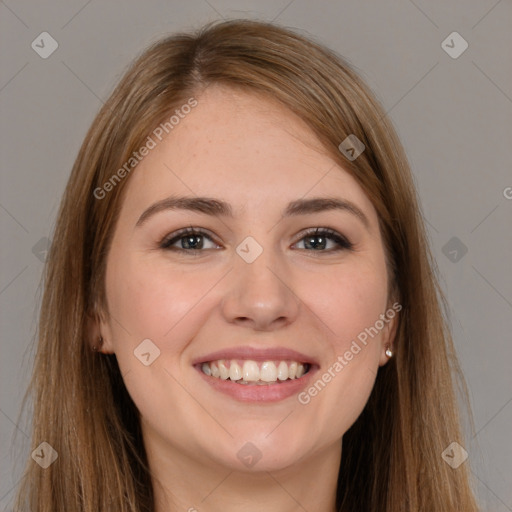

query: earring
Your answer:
[385,345,393,358]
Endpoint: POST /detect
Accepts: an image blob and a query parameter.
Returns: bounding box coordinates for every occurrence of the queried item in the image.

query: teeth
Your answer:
[211,363,220,378]
[260,361,277,382]
[229,361,242,381]
[200,359,308,384]
[242,360,260,381]
[277,361,289,380]
[218,360,229,380]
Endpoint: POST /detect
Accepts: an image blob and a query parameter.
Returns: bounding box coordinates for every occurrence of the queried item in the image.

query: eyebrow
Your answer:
[135,195,370,229]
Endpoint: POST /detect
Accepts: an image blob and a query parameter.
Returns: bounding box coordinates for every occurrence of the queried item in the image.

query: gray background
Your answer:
[1,0,511,510]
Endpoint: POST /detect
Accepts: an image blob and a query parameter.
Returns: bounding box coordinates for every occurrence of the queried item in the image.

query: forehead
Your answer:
[118,85,377,224]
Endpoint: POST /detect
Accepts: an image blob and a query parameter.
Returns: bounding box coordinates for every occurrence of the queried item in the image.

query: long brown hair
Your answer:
[15,19,479,511]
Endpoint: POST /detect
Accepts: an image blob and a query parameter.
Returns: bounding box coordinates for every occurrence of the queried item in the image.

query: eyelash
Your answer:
[159,227,354,254]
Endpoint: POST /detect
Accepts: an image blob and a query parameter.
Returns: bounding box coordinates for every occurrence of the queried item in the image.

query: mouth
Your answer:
[193,347,318,402]
[199,359,311,385]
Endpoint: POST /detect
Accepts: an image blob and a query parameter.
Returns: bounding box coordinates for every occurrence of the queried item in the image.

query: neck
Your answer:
[146,434,341,512]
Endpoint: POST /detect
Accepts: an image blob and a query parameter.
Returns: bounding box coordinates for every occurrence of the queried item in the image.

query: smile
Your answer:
[200,359,310,385]
[193,347,318,402]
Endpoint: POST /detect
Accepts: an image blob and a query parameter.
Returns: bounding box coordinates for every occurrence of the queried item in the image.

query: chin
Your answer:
[208,430,314,473]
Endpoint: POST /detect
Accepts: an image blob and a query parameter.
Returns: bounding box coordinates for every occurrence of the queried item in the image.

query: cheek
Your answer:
[104,256,223,360]
[292,260,388,431]
[303,261,389,351]
[102,258,216,432]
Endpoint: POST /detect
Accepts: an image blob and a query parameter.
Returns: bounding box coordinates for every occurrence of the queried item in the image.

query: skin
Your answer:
[91,85,397,512]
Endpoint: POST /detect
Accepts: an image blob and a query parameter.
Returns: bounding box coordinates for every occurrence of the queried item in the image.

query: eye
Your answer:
[160,227,221,252]
[159,227,353,254]
[293,228,353,252]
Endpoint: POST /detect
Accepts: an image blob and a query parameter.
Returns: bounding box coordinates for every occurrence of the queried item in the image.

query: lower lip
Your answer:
[195,365,317,402]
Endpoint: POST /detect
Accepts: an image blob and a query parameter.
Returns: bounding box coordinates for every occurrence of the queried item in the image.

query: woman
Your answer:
[16,19,479,511]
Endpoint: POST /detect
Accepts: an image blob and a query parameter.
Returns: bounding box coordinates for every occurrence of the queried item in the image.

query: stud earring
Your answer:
[385,345,393,358]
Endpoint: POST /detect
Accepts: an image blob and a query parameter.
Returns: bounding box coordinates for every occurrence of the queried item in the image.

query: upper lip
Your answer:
[192,346,318,366]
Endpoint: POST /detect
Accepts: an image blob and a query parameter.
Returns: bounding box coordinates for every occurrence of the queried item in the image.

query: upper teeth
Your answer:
[201,360,307,384]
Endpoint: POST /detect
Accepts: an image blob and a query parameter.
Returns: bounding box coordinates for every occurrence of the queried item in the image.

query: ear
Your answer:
[378,303,401,367]
[86,303,115,354]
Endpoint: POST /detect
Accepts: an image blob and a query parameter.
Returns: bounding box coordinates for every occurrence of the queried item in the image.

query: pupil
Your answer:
[306,235,326,250]
[183,235,202,249]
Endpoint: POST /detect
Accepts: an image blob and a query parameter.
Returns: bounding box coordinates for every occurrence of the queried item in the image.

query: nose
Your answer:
[220,247,300,331]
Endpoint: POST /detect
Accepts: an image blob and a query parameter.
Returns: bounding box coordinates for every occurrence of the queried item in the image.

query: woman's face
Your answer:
[96,85,397,473]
